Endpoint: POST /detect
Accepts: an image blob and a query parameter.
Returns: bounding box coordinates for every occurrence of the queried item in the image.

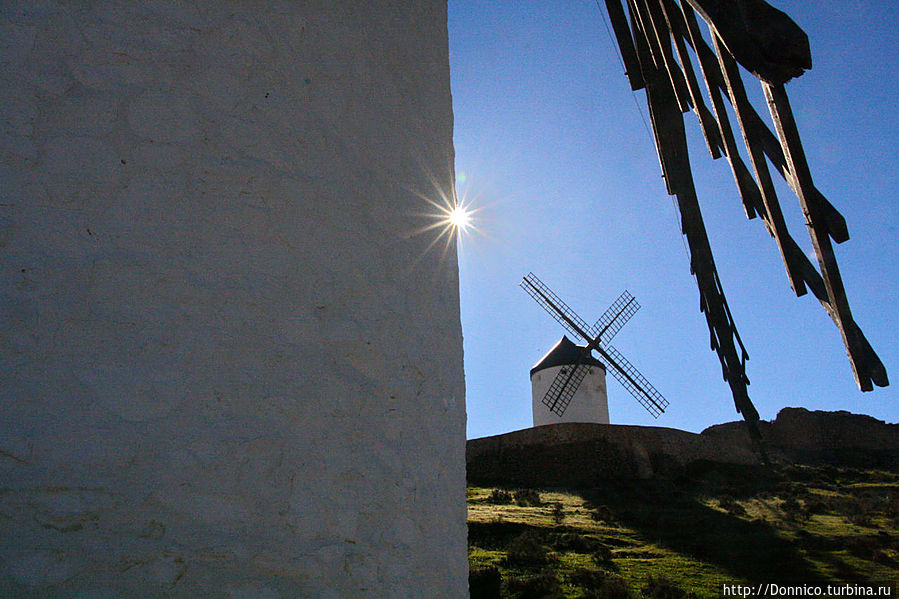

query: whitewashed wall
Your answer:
[0,2,467,597]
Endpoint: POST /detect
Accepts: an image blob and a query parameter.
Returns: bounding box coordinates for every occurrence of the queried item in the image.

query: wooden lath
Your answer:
[602,0,888,430]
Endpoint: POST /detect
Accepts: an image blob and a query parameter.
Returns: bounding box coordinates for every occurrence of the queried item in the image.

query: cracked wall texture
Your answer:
[0,2,467,597]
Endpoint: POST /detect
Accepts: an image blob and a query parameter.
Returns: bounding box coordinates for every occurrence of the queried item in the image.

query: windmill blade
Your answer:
[600,344,669,418]
[542,353,593,417]
[520,273,593,343]
[590,290,640,345]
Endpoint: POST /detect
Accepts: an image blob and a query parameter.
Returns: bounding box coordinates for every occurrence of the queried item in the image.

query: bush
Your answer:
[570,566,610,590]
[469,565,502,599]
[847,510,873,527]
[507,531,551,567]
[884,491,899,519]
[717,495,746,517]
[592,544,615,567]
[642,575,698,599]
[504,570,563,599]
[550,532,603,553]
[591,505,617,524]
[804,498,829,514]
[845,535,882,560]
[514,488,543,507]
[487,489,514,505]
[551,502,565,525]
[585,574,632,599]
[781,497,808,522]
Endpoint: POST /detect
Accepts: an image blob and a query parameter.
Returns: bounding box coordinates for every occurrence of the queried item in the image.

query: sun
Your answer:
[406,172,482,262]
[447,204,472,231]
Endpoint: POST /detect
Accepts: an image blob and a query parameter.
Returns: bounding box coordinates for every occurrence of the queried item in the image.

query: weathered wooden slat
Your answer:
[679,2,763,220]
[658,0,723,158]
[605,0,645,91]
[732,94,850,243]
[781,237,826,301]
[628,0,665,71]
[676,8,850,243]
[627,0,673,194]
[639,0,692,113]
[764,82,888,390]
[713,34,809,297]
[630,10,763,441]
[602,0,887,430]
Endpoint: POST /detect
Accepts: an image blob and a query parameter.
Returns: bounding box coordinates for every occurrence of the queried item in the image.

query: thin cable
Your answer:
[592,0,653,139]
[593,0,692,270]
[670,195,695,274]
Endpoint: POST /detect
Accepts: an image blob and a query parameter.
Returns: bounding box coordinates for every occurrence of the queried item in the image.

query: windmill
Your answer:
[521,272,669,419]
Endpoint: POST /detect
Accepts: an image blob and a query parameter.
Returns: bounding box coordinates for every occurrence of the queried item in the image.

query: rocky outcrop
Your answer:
[703,408,899,471]
[467,408,897,486]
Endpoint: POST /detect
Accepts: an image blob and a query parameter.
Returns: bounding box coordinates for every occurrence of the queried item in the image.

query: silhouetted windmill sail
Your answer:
[521,272,669,419]
[590,290,639,345]
[603,345,668,417]
[543,359,592,416]
[521,273,594,342]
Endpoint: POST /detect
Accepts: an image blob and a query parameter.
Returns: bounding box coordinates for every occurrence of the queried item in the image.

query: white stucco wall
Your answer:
[0,2,466,597]
[532,365,610,426]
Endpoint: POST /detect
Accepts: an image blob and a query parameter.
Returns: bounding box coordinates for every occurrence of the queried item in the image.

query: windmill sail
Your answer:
[590,290,640,345]
[543,359,592,416]
[601,345,669,418]
[521,273,594,341]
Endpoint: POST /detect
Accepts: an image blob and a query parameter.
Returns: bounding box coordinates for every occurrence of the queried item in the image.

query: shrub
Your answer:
[551,502,565,525]
[717,495,747,517]
[569,566,609,590]
[777,482,803,498]
[592,544,615,567]
[847,509,873,527]
[845,535,882,560]
[642,575,698,599]
[504,570,563,599]
[487,489,514,505]
[591,505,617,524]
[514,488,543,507]
[507,531,551,567]
[781,497,808,522]
[550,532,603,553]
[804,498,829,514]
[469,565,502,599]
[884,491,899,519]
[585,574,632,599]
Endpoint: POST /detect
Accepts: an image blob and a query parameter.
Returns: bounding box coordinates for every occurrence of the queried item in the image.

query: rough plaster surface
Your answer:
[0,2,467,597]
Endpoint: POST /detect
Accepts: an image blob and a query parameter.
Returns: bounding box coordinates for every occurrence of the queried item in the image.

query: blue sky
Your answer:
[447,0,898,439]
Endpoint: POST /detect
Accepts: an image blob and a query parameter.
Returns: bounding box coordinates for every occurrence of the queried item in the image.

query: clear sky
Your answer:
[447,0,898,440]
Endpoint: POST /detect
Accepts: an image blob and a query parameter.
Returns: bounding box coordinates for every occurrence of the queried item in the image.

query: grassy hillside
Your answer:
[468,463,899,598]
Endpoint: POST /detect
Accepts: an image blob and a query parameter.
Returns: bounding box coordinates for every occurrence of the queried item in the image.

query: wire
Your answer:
[592,0,692,270]
[592,0,653,139]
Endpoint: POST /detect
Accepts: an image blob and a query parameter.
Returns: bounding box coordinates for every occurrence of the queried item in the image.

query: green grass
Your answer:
[468,463,899,598]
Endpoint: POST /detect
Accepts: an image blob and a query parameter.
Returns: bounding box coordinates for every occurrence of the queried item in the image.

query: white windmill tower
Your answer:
[531,336,609,425]
[522,273,669,426]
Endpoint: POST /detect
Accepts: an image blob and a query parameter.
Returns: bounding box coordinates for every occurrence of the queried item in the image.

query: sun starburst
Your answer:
[446,203,473,232]
[405,167,483,266]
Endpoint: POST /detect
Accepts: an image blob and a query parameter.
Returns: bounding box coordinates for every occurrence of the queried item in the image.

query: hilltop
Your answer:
[466,409,899,598]
[467,408,898,487]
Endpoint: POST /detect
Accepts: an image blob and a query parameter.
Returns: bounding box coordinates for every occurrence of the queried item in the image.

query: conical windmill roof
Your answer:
[530,336,605,376]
